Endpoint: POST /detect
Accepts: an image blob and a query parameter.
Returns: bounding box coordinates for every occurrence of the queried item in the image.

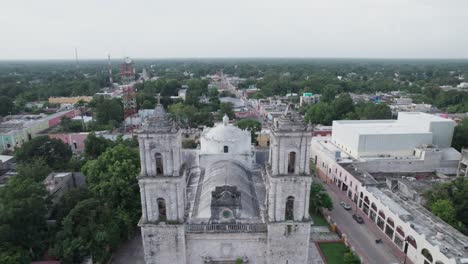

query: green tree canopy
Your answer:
[431,199,457,226]
[424,177,468,235]
[309,182,333,213]
[81,144,141,238]
[91,97,123,127]
[0,176,49,262]
[354,102,392,120]
[16,158,51,182]
[52,198,120,264]
[84,132,114,159]
[219,102,235,120]
[452,118,468,151]
[0,96,14,116]
[15,136,72,170]
[305,103,335,125]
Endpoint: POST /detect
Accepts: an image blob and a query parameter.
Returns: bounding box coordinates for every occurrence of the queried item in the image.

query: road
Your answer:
[323,183,400,264]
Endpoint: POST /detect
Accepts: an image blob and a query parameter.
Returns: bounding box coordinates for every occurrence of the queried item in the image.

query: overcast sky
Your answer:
[1,0,468,60]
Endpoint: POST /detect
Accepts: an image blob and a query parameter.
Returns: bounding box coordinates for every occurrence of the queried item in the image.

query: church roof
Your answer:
[195,160,259,220]
[202,116,250,144]
[139,104,177,133]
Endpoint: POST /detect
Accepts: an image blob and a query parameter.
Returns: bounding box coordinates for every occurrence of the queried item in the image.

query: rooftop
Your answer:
[374,187,468,261]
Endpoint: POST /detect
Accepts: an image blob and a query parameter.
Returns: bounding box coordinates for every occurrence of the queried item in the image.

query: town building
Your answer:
[0,110,78,151]
[48,96,93,106]
[43,172,86,203]
[299,93,321,106]
[137,104,315,264]
[311,112,468,264]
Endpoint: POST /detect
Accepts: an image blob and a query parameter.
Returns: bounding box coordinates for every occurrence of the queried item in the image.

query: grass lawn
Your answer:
[311,212,328,226]
[318,242,349,264]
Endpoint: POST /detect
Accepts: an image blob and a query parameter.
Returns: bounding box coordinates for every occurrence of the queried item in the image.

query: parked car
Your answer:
[352,214,364,224]
[340,201,352,210]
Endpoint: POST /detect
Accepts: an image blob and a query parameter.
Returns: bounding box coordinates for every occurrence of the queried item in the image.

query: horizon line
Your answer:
[1,56,468,62]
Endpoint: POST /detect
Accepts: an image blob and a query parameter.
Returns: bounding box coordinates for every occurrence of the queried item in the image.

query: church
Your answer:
[136,102,314,264]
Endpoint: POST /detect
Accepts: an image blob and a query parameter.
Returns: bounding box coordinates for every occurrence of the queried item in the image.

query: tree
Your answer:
[424,177,468,235]
[344,251,361,264]
[236,119,261,143]
[354,102,392,120]
[140,100,154,109]
[332,93,354,119]
[81,144,141,239]
[0,176,49,262]
[15,136,72,170]
[50,188,90,224]
[309,183,333,214]
[321,85,340,103]
[52,198,120,264]
[16,158,51,182]
[452,118,468,151]
[219,102,235,120]
[92,97,123,127]
[431,199,457,226]
[0,96,14,116]
[305,103,335,125]
[84,132,114,159]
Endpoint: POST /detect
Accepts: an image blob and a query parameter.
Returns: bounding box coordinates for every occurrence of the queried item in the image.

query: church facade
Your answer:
[137,104,314,264]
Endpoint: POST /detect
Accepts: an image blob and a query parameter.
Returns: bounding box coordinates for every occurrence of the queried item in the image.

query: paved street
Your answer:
[322,182,400,264]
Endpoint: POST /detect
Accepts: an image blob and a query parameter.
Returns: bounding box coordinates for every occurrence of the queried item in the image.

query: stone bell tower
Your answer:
[266,105,313,264]
[137,100,186,264]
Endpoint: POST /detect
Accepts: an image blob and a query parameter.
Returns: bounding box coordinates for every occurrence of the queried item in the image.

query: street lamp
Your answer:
[403,238,409,264]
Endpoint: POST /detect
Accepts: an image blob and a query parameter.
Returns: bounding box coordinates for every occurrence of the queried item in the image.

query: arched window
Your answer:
[406,235,417,249]
[155,153,164,175]
[157,198,167,221]
[396,226,405,237]
[364,196,370,205]
[371,203,377,211]
[285,196,295,221]
[287,152,296,174]
[387,217,395,227]
[224,145,229,153]
[421,248,433,263]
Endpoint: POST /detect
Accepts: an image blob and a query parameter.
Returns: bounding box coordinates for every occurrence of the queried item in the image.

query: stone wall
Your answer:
[267,222,311,264]
[186,232,267,264]
[141,224,186,264]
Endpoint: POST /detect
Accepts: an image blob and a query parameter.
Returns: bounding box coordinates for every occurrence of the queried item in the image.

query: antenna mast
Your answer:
[74,48,80,71]
[108,54,113,87]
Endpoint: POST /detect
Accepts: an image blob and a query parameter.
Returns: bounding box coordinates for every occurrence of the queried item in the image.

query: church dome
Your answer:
[200,117,251,154]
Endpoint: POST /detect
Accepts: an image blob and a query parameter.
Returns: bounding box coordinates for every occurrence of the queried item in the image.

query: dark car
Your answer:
[340,201,352,210]
[352,214,364,224]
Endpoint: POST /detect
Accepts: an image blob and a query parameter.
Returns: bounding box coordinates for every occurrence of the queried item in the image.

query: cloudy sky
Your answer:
[1,0,467,59]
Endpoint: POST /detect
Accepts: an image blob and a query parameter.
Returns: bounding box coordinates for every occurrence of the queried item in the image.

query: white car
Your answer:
[340,201,352,210]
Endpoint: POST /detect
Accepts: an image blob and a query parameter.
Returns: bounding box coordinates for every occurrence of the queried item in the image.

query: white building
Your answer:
[457,82,468,89]
[310,113,468,264]
[332,112,456,159]
[137,105,315,264]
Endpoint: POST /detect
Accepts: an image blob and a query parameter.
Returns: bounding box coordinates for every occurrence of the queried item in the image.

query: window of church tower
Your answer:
[285,196,295,221]
[157,198,167,221]
[155,153,164,175]
[224,145,229,153]
[287,152,296,174]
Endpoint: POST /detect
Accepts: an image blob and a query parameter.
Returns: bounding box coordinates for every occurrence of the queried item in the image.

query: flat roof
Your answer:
[377,187,468,261]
